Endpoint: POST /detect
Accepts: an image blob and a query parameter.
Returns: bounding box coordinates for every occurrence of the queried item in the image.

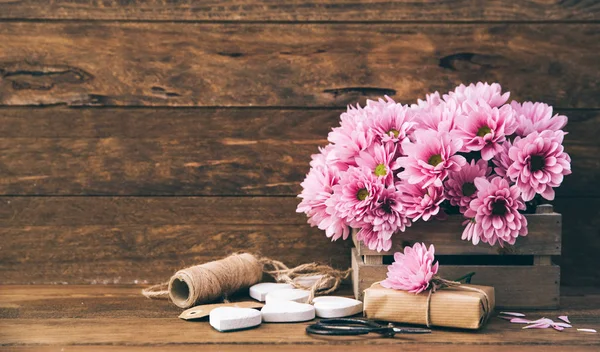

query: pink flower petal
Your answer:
[498,316,513,321]
[553,325,564,331]
[577,329,597,333]
[558,316,570,324]
[552,322,572,328]
[527,318,553,325]
[499,311,526,317]
[523,323,551,329]
[510,318,531,324]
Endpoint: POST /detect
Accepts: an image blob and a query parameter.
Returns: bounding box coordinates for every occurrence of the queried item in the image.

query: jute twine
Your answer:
[260,258,351,304]
[141,253,351,309]
[425,276,492,328]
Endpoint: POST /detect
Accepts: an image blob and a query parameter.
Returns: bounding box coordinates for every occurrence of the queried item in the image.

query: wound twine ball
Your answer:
[142,252,350,309]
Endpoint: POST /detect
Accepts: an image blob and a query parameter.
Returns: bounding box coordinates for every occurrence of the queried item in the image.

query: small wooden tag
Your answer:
[179,301,264,321]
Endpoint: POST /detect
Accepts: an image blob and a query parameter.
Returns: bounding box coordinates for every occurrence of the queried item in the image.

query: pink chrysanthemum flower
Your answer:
[507,130,572,201]
[381,243,439,293]
[327,104,374,166]
[461,218,480,245]
[297,151,349,241]
[454,101,517,160]
[397,129,466,188]
[511,101,568,137]
[397,181,445,221]
[445,159,491,213]
[412,91,443,111]
[444,82,510,108]
[364,97,417,147]
[355,225,392,252]
[463,177,528,247]
[327,166,384,226]
[356,143,400,186]
[356,186,411,252]
[492,139,513,178]
[413,98,463,133]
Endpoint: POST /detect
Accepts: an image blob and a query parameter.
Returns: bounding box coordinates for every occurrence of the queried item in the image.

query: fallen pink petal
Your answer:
[498,316,514,320]
[510,318,531,324]
[523,323,551,329]
[552,322,572,328]
[527,318,554,325]
[577,329,597,333]
[553,325,564,331]
[558,316,571,323]
[499,311,526,317]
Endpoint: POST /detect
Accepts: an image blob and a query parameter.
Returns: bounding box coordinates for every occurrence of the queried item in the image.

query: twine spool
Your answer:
[142,252,350,309]
[143,253,263,309]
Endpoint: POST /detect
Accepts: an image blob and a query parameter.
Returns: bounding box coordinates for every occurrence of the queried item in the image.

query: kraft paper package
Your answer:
[363,283,495,330]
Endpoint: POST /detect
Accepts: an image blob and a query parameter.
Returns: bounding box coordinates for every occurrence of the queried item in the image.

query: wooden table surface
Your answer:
[1,2,599,351]
[1,285,599,351]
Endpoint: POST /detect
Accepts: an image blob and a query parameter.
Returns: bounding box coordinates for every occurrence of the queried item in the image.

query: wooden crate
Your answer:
[351,204,561,309]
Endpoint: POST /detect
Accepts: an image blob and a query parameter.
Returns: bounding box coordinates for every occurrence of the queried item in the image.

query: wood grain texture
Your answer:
[1,0,599,21]
[0,108,595,196]
[0,196,352,284]
[352,248,560,308]
[554,197,600,287]
[352,211,561,256]
[1,286,599,348]
[0,197,595,286]
[0,23,598,107]
[0,108,333,196]
[7,347,600,352]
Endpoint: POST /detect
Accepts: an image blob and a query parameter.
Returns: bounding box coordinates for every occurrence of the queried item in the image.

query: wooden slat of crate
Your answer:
[352,212,561,256]
[351,248,560,309]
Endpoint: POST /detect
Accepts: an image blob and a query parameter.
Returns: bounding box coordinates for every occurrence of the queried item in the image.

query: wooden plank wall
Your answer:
[0,1,598,287]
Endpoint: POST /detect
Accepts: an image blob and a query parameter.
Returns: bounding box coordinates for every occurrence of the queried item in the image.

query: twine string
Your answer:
[141,253,350,307]
[142,253,263,308]
[260,258,351,303]
[425,275,492,328]
[141,282,170,299]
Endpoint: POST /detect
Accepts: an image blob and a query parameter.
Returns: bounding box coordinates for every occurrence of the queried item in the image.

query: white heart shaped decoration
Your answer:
[261,300,315,323]
[209,307,262,332]
[265,288,310,304]
[312,296,363,318]
[249,283,294,302]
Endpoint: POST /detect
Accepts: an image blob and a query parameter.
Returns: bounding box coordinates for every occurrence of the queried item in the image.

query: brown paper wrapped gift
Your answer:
[363,283,495,330]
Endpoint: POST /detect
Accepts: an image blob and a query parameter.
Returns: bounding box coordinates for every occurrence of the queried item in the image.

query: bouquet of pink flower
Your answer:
[297,82,571,251]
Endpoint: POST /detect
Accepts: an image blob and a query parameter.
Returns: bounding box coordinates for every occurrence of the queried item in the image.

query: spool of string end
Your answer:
[142,252,350,309]
[143,253,263,309]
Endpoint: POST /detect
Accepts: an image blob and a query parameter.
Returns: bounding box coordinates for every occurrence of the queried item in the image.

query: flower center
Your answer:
[530,154,545,172]
[388,129,400,138]
[428,154,443,166]
[477,125,492,137]
[381,201,393,214]
[462,182,477,197]
[357,188,369,201]
[374,164,387,177]
[492,199,507,216]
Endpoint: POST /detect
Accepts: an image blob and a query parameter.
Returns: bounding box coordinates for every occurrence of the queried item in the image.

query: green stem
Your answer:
[454,272,476,284]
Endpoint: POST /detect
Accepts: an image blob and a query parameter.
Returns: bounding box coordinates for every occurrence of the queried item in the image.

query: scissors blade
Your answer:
[393,327,432,334]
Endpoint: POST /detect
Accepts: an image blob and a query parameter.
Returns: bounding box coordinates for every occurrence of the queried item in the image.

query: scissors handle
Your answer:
[305,324,371,336]
[306,318,394,337]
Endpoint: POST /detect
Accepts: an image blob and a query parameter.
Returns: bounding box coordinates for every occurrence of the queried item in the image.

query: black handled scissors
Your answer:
[306,318,431,337]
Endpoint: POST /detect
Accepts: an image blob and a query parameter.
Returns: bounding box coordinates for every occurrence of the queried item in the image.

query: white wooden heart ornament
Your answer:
[249,283,294,302]
[261,300,315,323]
[312,296,363,318]
[209,307,262,332]
[265,288,310,304]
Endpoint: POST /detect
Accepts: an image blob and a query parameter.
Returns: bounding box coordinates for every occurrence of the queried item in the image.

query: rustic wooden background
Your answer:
[0,1,598,288]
